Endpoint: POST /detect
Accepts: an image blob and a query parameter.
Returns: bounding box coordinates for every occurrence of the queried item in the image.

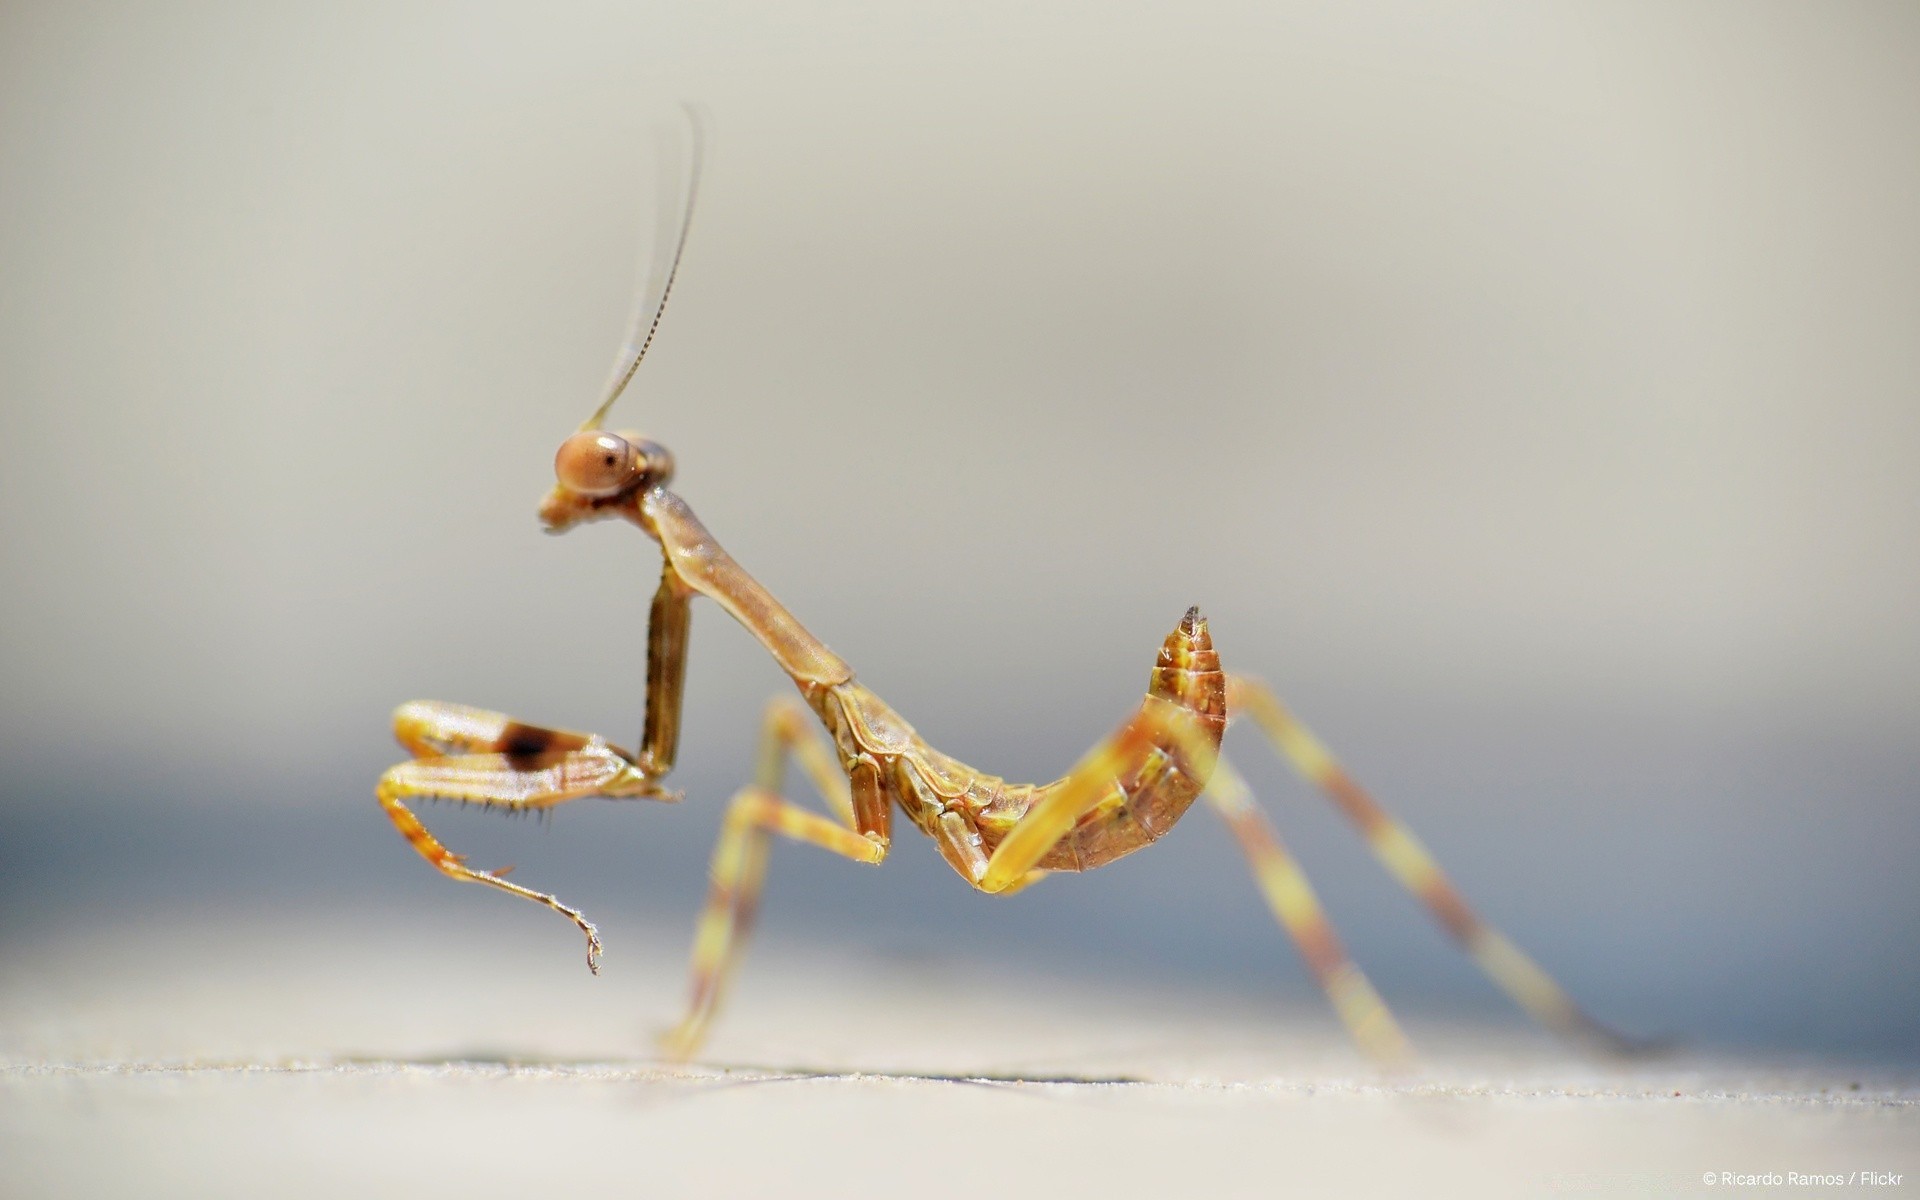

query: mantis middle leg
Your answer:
[659,695,888,1060]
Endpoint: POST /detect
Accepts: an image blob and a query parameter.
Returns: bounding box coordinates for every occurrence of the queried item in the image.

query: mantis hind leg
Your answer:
[1226,674,1642,1054]
[660,696,887,1061]
[975,694,1413,1065]
[1204,755,1412,1065]
[376,701,670,973]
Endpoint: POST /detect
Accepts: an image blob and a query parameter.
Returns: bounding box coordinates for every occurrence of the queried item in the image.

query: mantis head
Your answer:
[540,428,675,533]
[536,105,703,536]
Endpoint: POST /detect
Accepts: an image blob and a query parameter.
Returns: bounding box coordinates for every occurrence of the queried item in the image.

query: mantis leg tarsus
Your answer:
[377,763,607,973]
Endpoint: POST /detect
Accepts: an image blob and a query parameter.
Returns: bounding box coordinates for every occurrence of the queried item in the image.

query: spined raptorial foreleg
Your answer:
[660,696,888,1060]
[637,566,694,775]
[377,701,670,973]
[1226,674,1637,1052]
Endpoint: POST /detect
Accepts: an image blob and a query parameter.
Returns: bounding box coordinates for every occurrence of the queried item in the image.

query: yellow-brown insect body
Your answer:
[379,112,1634,1061]
[808,609,1227,879]
[630,483,1228,881]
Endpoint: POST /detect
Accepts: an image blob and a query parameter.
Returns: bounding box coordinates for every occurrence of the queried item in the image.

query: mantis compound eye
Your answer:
[555,431,640,497]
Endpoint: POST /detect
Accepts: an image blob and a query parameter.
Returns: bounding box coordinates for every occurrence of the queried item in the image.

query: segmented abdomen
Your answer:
[809,607,1227,879]
[981,606,1227,871]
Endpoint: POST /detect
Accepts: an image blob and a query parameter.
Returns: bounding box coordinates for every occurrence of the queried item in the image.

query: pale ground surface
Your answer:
[2,910,1914,1200]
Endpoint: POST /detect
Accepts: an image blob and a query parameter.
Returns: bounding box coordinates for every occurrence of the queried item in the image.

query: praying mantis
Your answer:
[376,109,1633,1065]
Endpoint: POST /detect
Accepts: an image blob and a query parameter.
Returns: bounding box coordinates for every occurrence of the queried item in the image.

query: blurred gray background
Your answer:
[2,2,1915,1061]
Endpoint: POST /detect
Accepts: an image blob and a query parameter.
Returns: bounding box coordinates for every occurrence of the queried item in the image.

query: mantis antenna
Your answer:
[580,103,708,432]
